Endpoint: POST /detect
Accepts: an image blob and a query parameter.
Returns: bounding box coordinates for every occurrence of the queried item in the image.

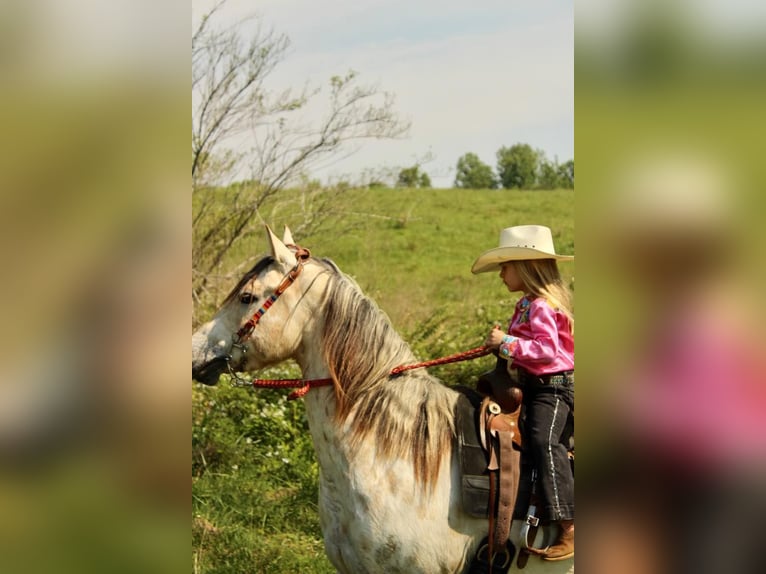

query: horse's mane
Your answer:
[320,262,455,490]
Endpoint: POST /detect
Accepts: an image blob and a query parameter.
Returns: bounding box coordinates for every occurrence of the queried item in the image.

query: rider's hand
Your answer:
[484,327,507,350]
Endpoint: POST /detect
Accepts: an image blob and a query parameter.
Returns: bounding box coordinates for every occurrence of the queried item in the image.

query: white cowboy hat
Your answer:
[471,225,574,274]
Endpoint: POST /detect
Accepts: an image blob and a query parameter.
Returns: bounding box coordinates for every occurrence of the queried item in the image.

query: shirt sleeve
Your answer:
[509,300,560,365]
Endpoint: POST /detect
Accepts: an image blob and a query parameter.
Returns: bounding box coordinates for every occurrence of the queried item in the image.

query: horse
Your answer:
[192,226,574,574]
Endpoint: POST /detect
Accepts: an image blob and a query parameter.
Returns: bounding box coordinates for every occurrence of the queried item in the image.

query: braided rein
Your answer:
[232,345,493,400]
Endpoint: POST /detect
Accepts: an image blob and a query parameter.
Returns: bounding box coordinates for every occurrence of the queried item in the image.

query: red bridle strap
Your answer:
[234,246,311,342]
[247,376,334,400]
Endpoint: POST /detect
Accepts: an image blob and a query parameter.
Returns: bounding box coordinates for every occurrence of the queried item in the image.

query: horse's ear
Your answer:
[265,225,296,265]
[282,225,295,246]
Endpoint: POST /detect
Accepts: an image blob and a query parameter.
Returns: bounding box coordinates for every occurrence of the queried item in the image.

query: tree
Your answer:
[537,158,561,189]
[192,1,409,307]
[396,165,431,188]
[537,158,575,189]
[496,144,542,189]
[454,153,497,189]
[558,159,574,189]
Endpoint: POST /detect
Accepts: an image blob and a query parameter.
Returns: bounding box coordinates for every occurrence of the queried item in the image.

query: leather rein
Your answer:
[225,244,492,399]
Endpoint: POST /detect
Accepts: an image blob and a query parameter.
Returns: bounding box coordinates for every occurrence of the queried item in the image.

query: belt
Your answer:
[517,369,574,387]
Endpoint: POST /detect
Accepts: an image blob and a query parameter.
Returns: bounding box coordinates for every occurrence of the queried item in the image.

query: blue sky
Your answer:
[193,0,573,187]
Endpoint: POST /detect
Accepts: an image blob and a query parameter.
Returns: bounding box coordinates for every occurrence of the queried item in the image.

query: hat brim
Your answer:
[471,247,574,274]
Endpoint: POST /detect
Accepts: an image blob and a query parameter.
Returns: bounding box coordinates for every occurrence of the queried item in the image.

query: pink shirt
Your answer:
[498,295,574,375]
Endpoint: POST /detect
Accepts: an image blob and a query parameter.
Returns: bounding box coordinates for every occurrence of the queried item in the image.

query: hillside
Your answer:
[192,187,574,573]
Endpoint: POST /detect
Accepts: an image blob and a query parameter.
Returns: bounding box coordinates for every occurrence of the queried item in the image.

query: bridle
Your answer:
[225,245,312,384]
[222,243,492,397]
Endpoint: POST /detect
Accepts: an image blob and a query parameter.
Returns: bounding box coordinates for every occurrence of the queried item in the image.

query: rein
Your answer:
[225,241,493,399]
[390,345,492,375]
[231,345,493,400]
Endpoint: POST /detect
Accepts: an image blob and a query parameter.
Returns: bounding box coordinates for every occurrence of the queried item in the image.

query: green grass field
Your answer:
[192,187,574,573]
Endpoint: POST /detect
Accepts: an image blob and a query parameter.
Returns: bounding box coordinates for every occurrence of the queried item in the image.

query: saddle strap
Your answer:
[478,396,523,566]
[516,500,540,569]
[487,471,498,564]
[520,502,540,549]
[493,431,520,550]
[517,472,543,569]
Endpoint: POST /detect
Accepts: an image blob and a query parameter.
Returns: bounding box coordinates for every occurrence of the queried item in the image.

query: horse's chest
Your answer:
[319,501,436,573]
[316,460,460,574]
[305,400,466,573]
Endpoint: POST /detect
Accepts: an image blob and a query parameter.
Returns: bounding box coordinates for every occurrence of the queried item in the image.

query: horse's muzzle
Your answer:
[192,355,230,386]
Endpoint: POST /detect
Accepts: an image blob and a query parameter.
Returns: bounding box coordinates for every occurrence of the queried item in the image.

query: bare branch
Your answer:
[192,2,409,306]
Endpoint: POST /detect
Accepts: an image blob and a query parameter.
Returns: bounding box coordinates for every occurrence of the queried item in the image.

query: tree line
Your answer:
[397,144,574,190]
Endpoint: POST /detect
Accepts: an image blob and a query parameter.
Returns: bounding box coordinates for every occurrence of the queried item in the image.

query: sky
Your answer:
[193,0,573,188]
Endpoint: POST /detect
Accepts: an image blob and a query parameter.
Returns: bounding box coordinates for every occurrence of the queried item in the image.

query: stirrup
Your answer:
[468,538,515,574]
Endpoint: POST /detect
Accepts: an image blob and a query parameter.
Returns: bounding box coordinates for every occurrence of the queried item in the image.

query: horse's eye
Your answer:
[240,292,257,305]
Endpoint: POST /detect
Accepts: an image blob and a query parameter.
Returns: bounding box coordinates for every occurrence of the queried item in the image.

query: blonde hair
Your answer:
[512,259,574,332]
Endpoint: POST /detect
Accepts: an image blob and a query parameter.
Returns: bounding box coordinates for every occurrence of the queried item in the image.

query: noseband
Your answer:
[226,246,311,381]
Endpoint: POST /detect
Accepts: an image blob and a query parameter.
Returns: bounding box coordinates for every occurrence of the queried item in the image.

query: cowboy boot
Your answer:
[541,520,574,561]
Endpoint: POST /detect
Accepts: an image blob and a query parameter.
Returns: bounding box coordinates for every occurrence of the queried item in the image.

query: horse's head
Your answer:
[192,226,326,386]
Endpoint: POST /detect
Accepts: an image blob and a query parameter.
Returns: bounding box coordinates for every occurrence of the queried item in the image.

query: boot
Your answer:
[541,520,574,561]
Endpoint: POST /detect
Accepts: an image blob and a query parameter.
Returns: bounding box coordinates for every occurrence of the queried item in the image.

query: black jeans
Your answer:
[523,374,574,521]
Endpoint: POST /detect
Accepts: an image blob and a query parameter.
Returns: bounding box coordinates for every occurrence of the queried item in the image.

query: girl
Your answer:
[472,224,575,561]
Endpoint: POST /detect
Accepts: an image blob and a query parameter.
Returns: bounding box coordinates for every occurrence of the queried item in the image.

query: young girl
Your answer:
[472,224,575,561]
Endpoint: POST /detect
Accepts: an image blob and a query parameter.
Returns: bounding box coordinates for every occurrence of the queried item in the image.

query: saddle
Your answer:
[457,356,573,572]
[455,356,524,571]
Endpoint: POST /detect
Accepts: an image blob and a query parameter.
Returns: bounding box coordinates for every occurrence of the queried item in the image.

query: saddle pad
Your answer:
[454,388,533,520]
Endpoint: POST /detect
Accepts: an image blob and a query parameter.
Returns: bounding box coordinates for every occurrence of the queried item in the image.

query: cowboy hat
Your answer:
[471,225,574,274]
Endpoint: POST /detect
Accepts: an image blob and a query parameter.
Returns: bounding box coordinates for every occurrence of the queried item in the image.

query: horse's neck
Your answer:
[293,284,459,484]
[294,325,338,430]
[294,318,331,382]
[296,325,395,471]
[301,388,350,475]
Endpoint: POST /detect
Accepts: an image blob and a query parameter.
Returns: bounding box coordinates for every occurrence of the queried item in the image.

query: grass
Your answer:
[192,186,574,573]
